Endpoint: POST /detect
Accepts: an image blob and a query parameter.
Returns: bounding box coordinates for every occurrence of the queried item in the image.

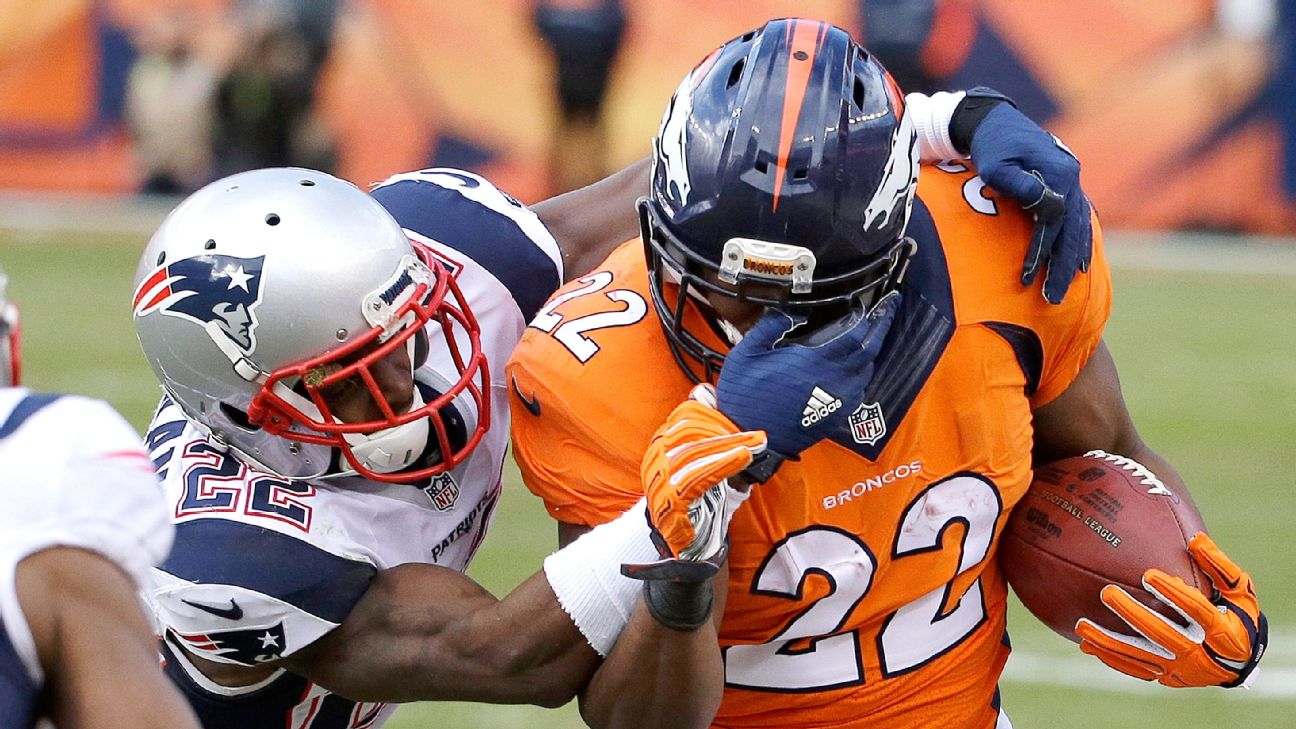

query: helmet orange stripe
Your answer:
[771,19,827,213]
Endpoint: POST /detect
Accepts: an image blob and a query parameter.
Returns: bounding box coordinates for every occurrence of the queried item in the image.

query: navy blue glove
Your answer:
[969,102,1093,304]
[716,292,900,460]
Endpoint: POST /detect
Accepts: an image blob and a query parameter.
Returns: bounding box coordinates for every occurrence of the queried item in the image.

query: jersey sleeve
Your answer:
[370,168,564,323]
[144,397,377,666]
[507,319,661,529]
[1030,208,1112,407]
[508,364,647,528]
[149,518,377,667]
[0,393,173,590]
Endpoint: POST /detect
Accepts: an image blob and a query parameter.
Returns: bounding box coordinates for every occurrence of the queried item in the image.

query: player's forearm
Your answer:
[436,571,602,706]
[533,156,651,282]
[19,549,201,729]
[579,596,725,729]
[288,565,597,706]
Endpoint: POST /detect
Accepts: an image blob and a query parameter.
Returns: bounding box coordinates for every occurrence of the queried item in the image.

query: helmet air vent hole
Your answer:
[793,168,809,180]
[300,179,315,186]
[265,213,281,226]
[156,251,166,265]
[793,51,809,61]
[755,159,769,174]
[741,31,755,42]
[727,59,745,88]
[854,77,866,109]
[204,239,216,250]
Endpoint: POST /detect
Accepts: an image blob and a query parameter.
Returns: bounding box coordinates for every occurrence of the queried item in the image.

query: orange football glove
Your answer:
[1075,533,1267,688]
[624,385,766,582]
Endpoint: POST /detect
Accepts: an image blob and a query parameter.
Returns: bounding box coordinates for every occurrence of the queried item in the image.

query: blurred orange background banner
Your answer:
[1,0,1291,233]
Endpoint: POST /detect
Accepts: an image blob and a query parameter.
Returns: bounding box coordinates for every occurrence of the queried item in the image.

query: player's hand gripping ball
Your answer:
[1076,533,1267,688]
[623,385,766,582]
[1002,451,1266,688]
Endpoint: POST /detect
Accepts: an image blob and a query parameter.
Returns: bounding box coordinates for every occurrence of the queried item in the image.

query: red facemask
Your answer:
[247,248,489,483]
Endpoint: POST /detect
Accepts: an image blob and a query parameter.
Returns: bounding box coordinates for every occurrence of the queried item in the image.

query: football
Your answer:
[1000,450,1210,643]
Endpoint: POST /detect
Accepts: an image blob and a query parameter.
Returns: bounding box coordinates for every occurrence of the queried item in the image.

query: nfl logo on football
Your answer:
[423,473,460,511]
[849,402,886,445]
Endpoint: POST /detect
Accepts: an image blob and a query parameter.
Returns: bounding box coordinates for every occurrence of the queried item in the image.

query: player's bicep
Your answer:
[1031,340,1143,464]
[281,562,497,698]
[532,157,649,282]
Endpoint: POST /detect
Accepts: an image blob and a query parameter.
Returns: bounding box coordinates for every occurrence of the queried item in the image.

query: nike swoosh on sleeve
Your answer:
[511,375,541,416]
[181,598,244,621]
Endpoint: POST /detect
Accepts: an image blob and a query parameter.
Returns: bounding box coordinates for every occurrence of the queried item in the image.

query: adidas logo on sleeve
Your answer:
[801,386,842,428]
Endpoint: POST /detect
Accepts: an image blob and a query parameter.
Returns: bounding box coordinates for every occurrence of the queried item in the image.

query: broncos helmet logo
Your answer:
[133,254,267,354]
[861,110,920,246]
[654,69,701,208]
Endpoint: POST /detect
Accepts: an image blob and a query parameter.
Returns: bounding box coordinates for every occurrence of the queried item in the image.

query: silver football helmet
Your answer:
[132,168,489,483]
[0,264,19,387]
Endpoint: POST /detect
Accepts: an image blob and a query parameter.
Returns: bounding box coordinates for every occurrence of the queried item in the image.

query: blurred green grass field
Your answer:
[1,226,1292,729]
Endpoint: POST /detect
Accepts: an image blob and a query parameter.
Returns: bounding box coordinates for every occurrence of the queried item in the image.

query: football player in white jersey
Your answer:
[0,267,200,729]
[130,88,1095,729]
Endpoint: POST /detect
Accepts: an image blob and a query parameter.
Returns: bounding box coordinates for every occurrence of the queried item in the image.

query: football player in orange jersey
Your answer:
[507,17,1267,729]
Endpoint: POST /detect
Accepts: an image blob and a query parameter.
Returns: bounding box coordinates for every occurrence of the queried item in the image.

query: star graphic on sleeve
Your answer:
[225,265,254,291]
[259,631,280,649]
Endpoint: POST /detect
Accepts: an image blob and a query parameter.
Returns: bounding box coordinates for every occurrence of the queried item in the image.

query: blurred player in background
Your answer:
[129,66,1110,726]
[508,18,1267,728]
[0,266,200,729]
[534,0,627,192]
[859,0,976,94]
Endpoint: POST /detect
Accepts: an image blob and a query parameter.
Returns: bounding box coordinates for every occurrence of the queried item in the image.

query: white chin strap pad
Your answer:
[341,388,430,473]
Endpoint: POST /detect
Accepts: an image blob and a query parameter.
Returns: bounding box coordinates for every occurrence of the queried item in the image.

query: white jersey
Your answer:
[0,388,172,729]
[144,169,565,729]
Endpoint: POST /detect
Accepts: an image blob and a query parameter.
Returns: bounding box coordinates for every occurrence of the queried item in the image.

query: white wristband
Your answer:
[543,499,660,657]
[907,90,967,163]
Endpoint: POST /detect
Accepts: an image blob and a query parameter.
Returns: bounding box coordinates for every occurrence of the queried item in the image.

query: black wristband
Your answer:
[643,579,714,632]
[739,450,786,484]
[950,87,1017,155]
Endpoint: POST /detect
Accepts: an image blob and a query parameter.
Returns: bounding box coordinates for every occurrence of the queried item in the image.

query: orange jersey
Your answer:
[507,163,1112,729]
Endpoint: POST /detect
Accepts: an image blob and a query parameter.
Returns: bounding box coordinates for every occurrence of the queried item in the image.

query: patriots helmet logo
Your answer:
[133,254,267,354]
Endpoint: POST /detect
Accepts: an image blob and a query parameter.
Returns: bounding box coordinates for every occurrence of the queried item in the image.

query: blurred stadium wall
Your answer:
[1,0,1292,232]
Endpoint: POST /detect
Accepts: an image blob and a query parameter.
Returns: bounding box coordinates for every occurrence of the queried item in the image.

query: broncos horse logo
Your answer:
[133,254,267,354]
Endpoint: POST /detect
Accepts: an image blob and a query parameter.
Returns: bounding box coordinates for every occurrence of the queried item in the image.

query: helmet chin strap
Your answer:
[339,335,430,474]
[341,387,430,473]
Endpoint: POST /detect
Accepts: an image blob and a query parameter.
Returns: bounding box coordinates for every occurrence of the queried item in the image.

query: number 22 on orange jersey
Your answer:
[530,271,648,362]
[726,474,1003,691]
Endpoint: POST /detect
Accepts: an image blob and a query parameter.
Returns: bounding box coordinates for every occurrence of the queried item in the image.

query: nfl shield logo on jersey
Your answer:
[423,473,460,511]
[849,402,887,445]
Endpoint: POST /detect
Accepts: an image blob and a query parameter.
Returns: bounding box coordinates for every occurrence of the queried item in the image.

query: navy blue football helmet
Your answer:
[641,18,919,382]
